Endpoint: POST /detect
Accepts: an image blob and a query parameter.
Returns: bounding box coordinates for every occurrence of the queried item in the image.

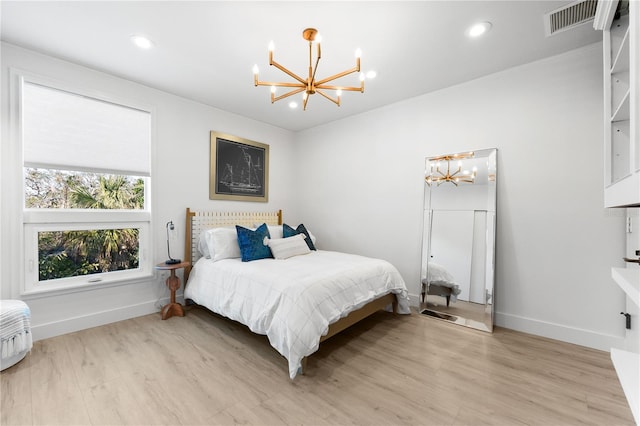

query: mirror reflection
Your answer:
[420,148,497,332]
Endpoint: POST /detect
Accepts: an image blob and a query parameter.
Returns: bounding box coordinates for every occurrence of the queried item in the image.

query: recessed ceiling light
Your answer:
[130,35,154,49]
[289,101,298,109]
[467,22,492,38]
[366,70,377,79]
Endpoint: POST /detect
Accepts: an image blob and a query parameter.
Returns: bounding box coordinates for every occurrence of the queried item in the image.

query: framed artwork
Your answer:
[209,131,269,202]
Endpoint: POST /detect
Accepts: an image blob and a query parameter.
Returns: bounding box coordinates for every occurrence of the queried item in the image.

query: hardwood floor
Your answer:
[1,307,634,425]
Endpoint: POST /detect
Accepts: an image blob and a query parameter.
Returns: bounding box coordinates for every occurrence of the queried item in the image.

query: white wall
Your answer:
[293,43,628,351]
[1,41,628,352]
[0,43,297,340]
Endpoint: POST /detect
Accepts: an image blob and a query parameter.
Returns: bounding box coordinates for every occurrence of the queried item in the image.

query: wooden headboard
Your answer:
[184,208,282,281]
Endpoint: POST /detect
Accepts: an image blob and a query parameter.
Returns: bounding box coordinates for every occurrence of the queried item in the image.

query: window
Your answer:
[21,79,152,294]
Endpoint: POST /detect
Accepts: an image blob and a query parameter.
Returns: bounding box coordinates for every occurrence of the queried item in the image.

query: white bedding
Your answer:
[184,250,410,378]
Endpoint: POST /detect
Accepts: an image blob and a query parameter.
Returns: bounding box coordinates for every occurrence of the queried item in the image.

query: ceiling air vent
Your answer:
[544,0,599,36]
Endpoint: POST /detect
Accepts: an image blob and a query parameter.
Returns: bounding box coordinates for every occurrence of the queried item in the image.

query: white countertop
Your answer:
[612,267,639,308]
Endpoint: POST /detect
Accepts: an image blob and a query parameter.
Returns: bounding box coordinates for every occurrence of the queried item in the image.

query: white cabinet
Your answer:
[596,0,640,208]
[611,267,639,424]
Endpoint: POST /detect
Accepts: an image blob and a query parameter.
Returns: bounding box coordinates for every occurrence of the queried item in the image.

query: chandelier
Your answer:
[426,152,477,186]
[252,28,364,110]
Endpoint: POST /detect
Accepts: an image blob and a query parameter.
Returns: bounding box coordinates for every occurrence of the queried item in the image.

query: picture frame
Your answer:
[209,131,269,202]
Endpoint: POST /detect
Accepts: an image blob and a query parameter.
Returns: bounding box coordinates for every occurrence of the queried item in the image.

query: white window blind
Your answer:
[22,82,151,176]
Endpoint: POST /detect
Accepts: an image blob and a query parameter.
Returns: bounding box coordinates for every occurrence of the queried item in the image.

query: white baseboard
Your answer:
[495,311,624,352]
[30,297,171,341]
[409,291,624,352]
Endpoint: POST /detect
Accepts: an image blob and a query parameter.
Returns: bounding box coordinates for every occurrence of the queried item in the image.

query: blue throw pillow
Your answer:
[236,223,272,262]
[283,223,316,251]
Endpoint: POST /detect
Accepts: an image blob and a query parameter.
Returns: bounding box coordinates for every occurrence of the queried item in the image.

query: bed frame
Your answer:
[184,207,283,282]
[183,208,398,373]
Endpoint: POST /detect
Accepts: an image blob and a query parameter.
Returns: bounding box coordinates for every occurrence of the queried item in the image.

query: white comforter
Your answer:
[184,250,410,378]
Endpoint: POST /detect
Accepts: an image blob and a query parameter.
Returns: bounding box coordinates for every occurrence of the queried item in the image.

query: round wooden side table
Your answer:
[154,261,190,320]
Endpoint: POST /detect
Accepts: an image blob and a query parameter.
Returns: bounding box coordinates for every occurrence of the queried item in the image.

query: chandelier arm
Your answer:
[315,89,340,106]
[303,92,310,111]
[314,65,360,86]
[316,84,364,92]
[430,153,474,162]
[270,59,307,85]
[272,87,306,103]
[311,56,321,88]
[256,81,305,89]
[308,39,320,87]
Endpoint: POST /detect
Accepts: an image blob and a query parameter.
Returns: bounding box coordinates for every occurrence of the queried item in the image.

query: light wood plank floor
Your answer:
[1,307,634,426]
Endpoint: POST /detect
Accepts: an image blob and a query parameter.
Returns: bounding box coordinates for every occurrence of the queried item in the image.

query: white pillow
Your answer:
[197,230,211,258]
[268,225,284,239]
[266,234,311,260]
[253,223,283,239]
[205,227,241,262]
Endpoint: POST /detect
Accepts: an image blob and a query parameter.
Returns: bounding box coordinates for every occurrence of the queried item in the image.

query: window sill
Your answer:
[21,272,154,300]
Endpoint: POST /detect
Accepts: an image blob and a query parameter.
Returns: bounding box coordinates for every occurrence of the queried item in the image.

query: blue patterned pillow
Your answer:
[236,223,273,262]
[283,223,316,251]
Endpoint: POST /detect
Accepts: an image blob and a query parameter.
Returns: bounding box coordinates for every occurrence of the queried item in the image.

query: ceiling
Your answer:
[0,1,601,132]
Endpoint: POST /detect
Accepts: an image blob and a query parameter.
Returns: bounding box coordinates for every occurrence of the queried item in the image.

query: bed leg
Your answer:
[392,297,398,315]
[300,357,307,375]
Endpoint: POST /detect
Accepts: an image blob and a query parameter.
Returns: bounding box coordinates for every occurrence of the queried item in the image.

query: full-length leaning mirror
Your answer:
[420,148,497,332]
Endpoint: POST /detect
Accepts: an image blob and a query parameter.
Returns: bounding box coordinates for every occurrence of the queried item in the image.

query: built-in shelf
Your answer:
[600,0,639,207]
[611,348,639,424]
[612,267,640,307]
[611,28,630,74]
[612,91,630,121]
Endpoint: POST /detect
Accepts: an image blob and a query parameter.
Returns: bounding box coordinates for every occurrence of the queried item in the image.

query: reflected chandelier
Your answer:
[426,152,477,186]
[252,28,364,110]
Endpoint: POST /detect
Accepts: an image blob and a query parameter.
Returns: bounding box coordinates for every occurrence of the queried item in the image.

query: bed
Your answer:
[182,208,410,378]
[421,262,461,307]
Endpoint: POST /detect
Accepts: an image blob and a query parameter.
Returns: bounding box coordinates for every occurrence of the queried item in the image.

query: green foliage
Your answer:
[26,168,144,282]
[25,168,144,209]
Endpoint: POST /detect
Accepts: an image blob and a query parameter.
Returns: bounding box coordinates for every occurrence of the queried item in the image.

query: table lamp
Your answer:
[165,220,181,264]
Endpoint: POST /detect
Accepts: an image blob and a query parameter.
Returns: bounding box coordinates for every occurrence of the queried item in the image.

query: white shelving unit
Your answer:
[611,267,640,425]
[598,0,639,208]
